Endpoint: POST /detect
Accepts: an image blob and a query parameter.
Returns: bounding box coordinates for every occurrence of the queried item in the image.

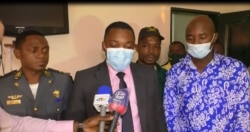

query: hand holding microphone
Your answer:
[93,85,112,132]
[108,89,129,132]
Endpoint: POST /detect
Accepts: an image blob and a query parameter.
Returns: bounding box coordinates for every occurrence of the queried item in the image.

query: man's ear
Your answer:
[210,32,219,49]
[0,21,4,41]
[14,49,21,59]
[213,32,219,43]
[102,41,106,53]
[135,43,138,52]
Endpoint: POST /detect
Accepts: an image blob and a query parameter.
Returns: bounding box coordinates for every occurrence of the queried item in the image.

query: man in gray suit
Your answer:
[0,30,73,120]
[66,21,167,132]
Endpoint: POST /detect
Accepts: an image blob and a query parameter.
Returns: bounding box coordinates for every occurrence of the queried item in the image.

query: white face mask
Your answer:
[187,34,215,59]
[106,48,134,72]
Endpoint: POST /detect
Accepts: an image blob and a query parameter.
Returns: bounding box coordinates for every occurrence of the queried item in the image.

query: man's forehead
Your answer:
[186,16,215,33]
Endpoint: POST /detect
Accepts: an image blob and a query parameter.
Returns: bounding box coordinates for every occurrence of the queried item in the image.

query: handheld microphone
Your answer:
[108,89,129,132]
[93,85,112,132]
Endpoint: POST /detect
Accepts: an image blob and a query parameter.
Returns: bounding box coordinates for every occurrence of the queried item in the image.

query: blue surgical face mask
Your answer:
[187,34,215,59]
[106,48,134,72]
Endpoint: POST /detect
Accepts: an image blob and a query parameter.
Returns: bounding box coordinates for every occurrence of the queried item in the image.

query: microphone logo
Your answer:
[109,89,129,115]
[94,95,110,103]
[114,91,126,99]
[93,85,112,112]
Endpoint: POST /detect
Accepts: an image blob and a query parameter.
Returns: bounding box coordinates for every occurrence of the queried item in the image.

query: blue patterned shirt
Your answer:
[163,53,250,132]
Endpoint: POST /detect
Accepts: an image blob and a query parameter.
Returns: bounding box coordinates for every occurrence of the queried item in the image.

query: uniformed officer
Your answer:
[0,30,73,120]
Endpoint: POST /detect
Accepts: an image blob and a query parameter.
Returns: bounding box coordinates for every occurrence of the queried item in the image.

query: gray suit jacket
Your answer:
[0,68,73,120]
[66,61,167,132]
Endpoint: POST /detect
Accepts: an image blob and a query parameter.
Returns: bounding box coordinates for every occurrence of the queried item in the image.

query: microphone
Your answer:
[108,89,129,132]
[93,85,112,132]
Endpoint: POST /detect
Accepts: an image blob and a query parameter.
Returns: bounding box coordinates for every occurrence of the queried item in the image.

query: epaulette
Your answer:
[47,68,71,75]
[43,69,52,78]
[0,70,17,79]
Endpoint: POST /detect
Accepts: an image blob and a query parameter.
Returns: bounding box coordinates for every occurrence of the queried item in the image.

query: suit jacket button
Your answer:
[34,107,38,112]
[14,82,19,87]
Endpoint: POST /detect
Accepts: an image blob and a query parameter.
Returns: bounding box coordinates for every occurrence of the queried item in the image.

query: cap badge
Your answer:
[147,27,157,32]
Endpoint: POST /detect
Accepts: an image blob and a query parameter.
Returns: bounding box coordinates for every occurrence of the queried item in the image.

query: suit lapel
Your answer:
[95,61,112,88]
[35,74,54,103]
[16,75,34,100]
[130,63,146,130]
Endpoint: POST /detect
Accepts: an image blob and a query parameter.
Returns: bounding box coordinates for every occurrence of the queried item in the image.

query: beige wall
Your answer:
[1,3,249,78]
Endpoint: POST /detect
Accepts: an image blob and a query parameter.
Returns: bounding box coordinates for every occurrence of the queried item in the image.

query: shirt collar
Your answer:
[106,63,131,76]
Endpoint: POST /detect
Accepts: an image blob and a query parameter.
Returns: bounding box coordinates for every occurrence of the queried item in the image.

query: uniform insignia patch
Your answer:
[53,89,60,98]
[6,95,23,105]
[8,94,23,99]
[43,69,51,77]
[6,99,21,105]
[14,70,22,80]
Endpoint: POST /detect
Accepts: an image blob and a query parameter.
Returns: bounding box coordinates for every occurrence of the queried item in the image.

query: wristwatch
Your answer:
[77,122,83,132]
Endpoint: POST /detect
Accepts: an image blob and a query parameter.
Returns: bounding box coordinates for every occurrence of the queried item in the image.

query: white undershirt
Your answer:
[29,83,39,99]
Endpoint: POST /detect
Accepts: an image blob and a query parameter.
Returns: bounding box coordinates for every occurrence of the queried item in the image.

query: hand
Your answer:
[73,113,118,132]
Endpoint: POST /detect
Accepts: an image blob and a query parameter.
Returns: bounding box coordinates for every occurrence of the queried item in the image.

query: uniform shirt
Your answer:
[0,68,73,120]
[0,107,73,132]
[107,64,142,132]
[163,53,250,131]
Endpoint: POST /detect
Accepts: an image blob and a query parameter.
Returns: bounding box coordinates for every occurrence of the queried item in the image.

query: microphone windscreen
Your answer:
[97,85,112,94]
[109,89,129,115]
[93,85,112,112]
